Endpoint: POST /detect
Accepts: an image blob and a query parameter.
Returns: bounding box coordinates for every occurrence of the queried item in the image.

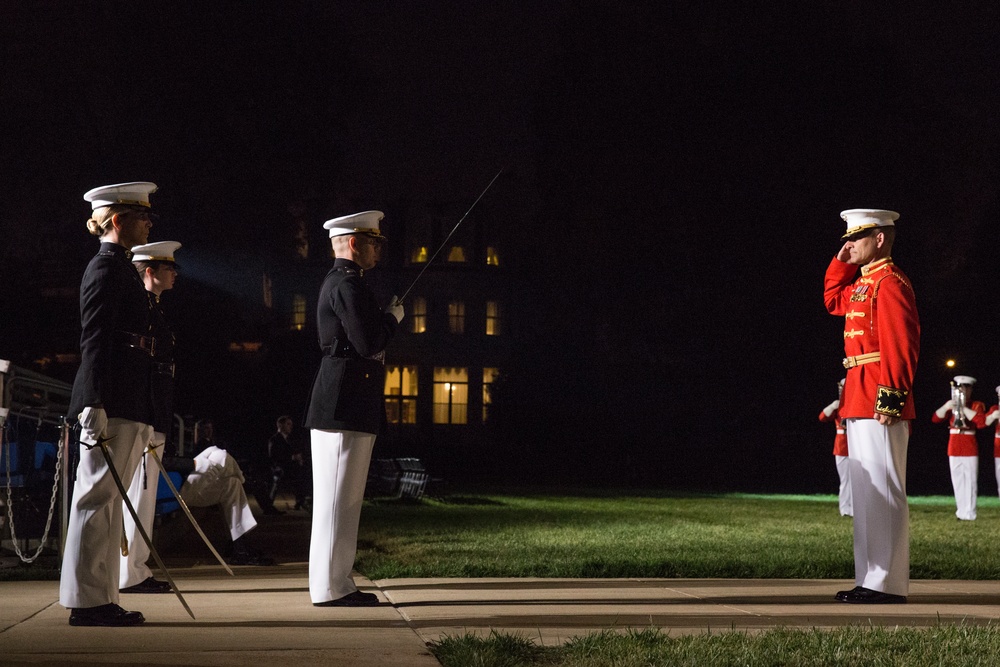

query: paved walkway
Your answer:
[3,568,1000,666]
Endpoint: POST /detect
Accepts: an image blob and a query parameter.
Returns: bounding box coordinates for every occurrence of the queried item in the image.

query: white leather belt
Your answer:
[949,429,975,435]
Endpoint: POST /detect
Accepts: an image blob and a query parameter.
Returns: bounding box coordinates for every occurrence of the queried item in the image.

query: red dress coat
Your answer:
[824,257,920,420]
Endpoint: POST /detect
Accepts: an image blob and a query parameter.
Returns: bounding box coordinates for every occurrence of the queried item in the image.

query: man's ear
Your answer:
[874,230,885,248]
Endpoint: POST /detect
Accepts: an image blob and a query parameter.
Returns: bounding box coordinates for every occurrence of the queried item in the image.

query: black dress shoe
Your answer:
[69,603,145,627]
[840,587,907,604]
[835,586,864,601]
[120,577,172,594]
[313,591,379,607]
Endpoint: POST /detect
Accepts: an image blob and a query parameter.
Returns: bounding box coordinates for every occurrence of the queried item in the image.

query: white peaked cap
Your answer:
[84,182,158,210]
[131,241,181,263]
[954,375,976,386]
[323,210,386,239]
[840,208,899,239]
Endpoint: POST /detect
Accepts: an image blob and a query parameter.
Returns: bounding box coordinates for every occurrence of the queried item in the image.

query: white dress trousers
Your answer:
[845,418,909,597]
[949,456,978,521]
[834,454,853,517]
[60,418,152,609]
[309,429,376,604]
[180,445,257,541]
[118,431,164,588]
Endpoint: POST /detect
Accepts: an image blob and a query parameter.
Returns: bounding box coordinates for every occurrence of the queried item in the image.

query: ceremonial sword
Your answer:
[145,444,235,576]
[397,168,505,304]
[93,433,196,619]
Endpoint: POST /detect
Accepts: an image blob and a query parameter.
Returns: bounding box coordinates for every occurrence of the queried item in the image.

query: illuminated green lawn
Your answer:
[431,626,1000,667]
[360,492,1000,666]
[357,492,1000,580]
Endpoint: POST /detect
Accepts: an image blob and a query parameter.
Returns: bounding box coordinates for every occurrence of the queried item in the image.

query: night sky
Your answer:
[2,1,998,493]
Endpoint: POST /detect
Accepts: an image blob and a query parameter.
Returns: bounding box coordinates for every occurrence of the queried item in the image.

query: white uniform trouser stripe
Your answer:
[949,456,978,520]
[845,418,909,597]
[309,429,376,604]
[60,418,152,609]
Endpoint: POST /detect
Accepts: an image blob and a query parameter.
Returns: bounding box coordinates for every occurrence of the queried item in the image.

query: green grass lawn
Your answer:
[356,491,1000,580]
[431,626,1000,667]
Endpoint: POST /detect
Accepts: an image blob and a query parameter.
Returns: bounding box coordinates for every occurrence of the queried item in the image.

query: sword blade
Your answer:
[398,167,504,304]
[146,446,234,576]
[95,435,196,620]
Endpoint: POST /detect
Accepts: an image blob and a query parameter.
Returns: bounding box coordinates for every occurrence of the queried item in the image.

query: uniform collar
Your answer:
[99,241,132,260]
[333,257,364,277]
[861,257,893,276]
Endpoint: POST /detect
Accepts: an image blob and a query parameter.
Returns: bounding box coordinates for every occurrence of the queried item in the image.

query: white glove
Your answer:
[935,400,954,419]
[962,407,977,421]
[822,400,840,417]
[986,411,1000,426]
[193,461,223,484]
[79,406,108,445]
[386,295,404,323]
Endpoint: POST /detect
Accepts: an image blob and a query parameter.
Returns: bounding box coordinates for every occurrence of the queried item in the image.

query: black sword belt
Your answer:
[118,331,159,356]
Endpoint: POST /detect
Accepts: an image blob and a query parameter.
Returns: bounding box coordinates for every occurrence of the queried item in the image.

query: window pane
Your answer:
[411,246,429,263]
[448,301,465,334]
[411,297,427,334]
[486,246,500,266]
[486,300,500,336]
[483,367,499,422]
[385,366,418,425]
[447,246,467,263]
[292,294,306,331]
[433,367,468,424]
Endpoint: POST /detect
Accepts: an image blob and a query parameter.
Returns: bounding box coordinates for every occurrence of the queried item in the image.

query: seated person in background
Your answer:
[180,419,273,566]
[268,416,309,512]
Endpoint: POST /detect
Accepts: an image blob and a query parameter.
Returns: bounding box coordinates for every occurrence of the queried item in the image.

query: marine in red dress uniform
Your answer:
[824,208,919,605]
[985,386,1000,499]
[931,376,986,520]
[818,378,852,516]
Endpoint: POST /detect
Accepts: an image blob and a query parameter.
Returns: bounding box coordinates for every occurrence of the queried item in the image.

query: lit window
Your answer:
[486,301,501,336]
[486,246,500,266]
[411,297,427,333]
[447,246,467,262]
[292,294,306,331]
[433,367,468,424]
[448,301,465,334]
[384,365,419,424]
[483,367,499,423]
[411,246,429,263]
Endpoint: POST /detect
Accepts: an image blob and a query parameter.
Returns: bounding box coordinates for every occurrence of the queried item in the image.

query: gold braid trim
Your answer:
[875,385,908,417]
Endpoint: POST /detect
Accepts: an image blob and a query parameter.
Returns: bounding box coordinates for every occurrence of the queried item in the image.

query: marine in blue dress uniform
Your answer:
[302,210,404,606]
[60,182,160,626]
[119,241,181,594]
